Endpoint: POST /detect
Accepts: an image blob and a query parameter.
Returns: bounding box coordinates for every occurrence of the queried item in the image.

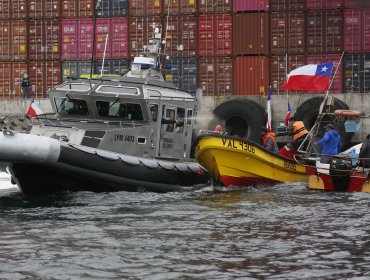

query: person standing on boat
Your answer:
[21,72,31,99]
[261,127,279,154]
[314,124,341,164]
[288,117,309,150]
[279,142,296,159]
[359,134,370,168]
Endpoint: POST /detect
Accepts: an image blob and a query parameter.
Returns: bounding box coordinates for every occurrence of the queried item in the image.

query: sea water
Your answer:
[0,171,369,279]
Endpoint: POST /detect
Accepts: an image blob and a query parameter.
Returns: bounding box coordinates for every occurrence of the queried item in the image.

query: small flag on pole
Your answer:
[285,101,291,126]
[26,99,44,118]
[266,87,272,130]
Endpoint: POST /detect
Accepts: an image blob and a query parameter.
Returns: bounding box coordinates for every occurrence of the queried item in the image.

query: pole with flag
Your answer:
[285,100,291,126]
[26,99,44,119]
[266,87,272,130]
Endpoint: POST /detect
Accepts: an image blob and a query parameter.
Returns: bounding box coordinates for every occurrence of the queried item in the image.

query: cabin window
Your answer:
[186,109,193,125]
[176,108,185,133]
[55,97,89,116]
[56,82,94,92]
[150,104,158,122]
[96,101,143,120]
[96,85,138,95]
[164,109,176,133]
[147,89,161,97]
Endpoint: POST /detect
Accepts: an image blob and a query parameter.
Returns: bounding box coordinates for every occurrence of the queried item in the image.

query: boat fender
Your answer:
[334,110,361,118]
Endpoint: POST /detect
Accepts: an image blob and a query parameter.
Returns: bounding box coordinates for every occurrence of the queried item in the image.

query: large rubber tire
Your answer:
[210,99,266,143]
[294,97,353,150]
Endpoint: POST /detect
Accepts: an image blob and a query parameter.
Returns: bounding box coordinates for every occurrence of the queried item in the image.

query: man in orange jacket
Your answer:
[288,116,309,150]
[261,127,279,154]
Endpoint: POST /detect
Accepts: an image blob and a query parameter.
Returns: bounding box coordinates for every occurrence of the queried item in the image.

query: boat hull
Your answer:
[306,165,370,192]
[0,131,209,195]
[195,134,308,187]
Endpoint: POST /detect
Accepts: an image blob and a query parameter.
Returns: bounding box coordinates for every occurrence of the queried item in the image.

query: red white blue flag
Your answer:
[285,101,291,126]
[26,100,44,118]
[266,87,272,130]
[280,62,334,92]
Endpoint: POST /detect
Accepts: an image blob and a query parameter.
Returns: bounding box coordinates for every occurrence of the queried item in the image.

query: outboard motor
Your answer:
[329,158,352,191]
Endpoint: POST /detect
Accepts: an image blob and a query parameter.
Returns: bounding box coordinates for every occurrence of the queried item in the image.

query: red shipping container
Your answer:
[0,0,11,19]
[0,63,11,97]
[198,14,232,56]
[269,0,305,11]
[62,19,93,60]
[233,13,269,55]
[95,19,112,59]
[79,0,94,17]
[307,10,343,54]
[344,0,370,9]
[129,17,162,57]
[164,15,197,57]
[270,55,306,93]
[307,0,343,9]
[11,21,27,61]
[233,56,269,96]
[0,22,11,60]
[12,62,27,97]
[233,0,269,12]
[29,20,60,60]
[270,12,305,55]
[199,57,232,97]
[163,0,196,15]
[111,18,128,59]
[344,10,370,52]
[45,0,61,18]
[129,0,162,16]
[199,0,232,13]
[61,0,78,18]
[12,0,27,19]
[29,0,60,18]
[307,54,342,94]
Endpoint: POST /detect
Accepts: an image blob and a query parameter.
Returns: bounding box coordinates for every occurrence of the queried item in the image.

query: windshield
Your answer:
[54,97,89,116]
[96,101,144,120]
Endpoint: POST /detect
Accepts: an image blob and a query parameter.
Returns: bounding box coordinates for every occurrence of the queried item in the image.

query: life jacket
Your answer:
[263,131,276,145]
[291,121,308,141]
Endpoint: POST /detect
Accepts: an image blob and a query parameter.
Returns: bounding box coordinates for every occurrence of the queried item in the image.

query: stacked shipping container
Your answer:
[0,0,370,98]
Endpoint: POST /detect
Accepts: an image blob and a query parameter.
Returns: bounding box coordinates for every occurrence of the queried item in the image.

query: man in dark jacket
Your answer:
[314,124,341,163]
[359,134,370,168]
[21,72,31,98]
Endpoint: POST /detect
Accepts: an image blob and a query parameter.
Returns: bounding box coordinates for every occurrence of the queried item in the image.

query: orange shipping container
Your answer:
[29,0,60,18]
[0,63,11,97]
[29,61,61,98]
[163,0,197,15]
[270,55,306,94]
[62,0,78,18]
[199,57,232,97]
[129,0,162,16]
[233,13,269,55]
[233,56,269,96]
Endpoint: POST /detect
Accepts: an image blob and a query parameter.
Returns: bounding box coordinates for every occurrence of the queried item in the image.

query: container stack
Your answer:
[0,0,370,98]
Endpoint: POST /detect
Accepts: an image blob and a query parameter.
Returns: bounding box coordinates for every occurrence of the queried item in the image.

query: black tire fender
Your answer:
[210,99,266,142]
[294,97,353,150]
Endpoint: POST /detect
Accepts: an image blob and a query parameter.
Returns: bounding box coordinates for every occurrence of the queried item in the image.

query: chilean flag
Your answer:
[285,101,291,126]
[280,62,334,92]
[26,100,44,118]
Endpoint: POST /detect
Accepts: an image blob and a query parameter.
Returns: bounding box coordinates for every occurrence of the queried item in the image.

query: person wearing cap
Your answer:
[261,127,279,154]
[314,123,341,163]
[288,116,309,150]
[359,134,370,168]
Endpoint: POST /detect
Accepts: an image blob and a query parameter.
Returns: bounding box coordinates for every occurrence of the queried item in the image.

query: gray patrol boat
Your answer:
[0,27,209,195]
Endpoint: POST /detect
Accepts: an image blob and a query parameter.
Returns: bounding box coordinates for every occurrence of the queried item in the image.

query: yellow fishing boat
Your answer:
[195,132,308,187]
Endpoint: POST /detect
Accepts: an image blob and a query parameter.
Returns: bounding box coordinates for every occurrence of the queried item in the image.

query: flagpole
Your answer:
[320,52,345,113]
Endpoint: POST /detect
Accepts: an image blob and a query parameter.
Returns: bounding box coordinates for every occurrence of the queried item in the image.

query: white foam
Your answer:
[0,171,17,189]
